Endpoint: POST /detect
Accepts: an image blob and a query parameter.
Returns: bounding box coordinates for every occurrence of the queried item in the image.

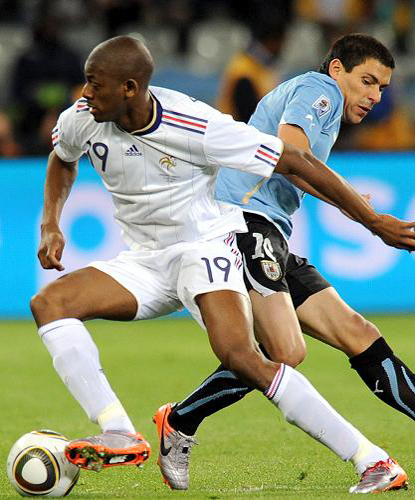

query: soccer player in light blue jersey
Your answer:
[155,34,415,493]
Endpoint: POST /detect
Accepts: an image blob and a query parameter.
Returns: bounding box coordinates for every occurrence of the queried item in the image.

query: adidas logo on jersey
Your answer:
[125,144,142,156]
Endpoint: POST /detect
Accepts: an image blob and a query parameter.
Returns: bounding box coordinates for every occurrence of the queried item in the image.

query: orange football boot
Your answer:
[65,430,150,472]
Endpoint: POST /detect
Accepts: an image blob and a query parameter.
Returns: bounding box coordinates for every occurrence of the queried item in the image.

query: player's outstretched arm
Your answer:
[276,143,415,251]
[278,123,374,218]
[38,151,78,271]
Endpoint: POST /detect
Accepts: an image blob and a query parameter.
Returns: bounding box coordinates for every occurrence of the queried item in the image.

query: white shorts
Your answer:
[89,232,248,329]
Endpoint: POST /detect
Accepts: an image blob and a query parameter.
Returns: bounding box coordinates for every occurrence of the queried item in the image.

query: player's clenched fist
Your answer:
[38,224,66,271]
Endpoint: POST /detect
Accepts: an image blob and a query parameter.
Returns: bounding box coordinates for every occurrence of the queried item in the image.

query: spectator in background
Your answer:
[11,14,84,155]
[216,7,288,123]
[392,0,413,55]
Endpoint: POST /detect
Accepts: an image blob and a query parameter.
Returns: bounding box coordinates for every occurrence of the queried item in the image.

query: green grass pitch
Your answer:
[0,316,414,498]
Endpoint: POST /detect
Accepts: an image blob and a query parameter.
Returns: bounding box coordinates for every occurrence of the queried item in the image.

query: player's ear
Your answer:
[124,79,139,97]
[328,58,344,81]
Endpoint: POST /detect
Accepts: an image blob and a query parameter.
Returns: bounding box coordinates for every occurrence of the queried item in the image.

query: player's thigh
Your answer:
[90,251,181,322]
[285,254,356,351]
[249,289,305,366]
[237,215,305,363]
[31,266,138,325]
[196,289,280,391]
[181,236,281,388]
[196,289,256,362]
[285,253,331,309]
[297,287,380,355]
[178,232,249,330]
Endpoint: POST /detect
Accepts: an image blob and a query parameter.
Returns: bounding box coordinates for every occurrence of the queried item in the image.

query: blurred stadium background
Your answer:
[1,0,414,318]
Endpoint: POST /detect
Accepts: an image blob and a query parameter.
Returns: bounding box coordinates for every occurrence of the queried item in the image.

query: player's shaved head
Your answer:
[86,36,154,89]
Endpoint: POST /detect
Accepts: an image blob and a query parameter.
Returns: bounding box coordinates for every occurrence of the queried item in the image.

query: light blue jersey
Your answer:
[215,71,344,239]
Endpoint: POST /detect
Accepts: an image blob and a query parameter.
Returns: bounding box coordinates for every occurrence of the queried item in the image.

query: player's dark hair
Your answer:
[319,33,395,75]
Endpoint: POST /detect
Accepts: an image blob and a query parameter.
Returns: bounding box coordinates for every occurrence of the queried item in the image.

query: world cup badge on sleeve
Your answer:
[312,94,331,117]
[261,260,281,281]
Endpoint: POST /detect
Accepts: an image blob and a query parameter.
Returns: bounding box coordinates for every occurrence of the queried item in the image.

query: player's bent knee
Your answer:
[30,283,76,325]
[334,312,381,355]
[364,319,381,339]
[220,345,270,389]
[30,291,51,322]
[264,338,306,367]
[348,312,380,340]
[278,346,306,368]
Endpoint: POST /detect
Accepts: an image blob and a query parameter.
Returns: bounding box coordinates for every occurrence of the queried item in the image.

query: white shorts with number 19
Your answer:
[89,232,248,329]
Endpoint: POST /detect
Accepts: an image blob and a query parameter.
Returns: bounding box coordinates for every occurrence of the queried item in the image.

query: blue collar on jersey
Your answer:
[132,91,163,136]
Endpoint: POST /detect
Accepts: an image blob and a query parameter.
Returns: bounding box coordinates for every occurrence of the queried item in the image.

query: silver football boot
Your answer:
[153,403,197,490]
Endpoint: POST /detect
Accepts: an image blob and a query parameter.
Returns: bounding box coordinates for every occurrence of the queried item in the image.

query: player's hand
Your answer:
[38,224,66,271]
[370,214,415,251]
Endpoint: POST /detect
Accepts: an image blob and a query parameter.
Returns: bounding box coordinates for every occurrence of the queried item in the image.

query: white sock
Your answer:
[39,318,135,434]
[265,364,388,471]
[350,437,389,475]
[96,401,136,434]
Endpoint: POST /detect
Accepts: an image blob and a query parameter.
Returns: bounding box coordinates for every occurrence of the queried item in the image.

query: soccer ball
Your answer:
[7,430,80,497]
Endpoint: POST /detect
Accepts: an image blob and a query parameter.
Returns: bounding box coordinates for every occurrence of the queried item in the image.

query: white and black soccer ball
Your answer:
[7,430,80,497]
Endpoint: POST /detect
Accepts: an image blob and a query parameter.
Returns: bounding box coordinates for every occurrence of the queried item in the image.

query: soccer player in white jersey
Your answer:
[155,34,413,493]
[30,36,414,490]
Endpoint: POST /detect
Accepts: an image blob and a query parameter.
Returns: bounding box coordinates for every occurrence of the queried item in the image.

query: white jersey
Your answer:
[53,86,284,250]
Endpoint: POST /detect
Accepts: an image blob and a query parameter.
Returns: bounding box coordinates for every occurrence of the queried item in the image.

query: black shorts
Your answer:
[236,212,331,309]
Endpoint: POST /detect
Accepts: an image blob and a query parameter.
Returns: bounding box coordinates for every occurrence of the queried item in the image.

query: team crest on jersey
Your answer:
[312,94,331,117]
[159,155,176,171]
[261,260,281,281]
